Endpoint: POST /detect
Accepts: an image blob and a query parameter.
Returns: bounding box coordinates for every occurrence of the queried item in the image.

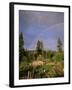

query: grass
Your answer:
[19,57,64,79]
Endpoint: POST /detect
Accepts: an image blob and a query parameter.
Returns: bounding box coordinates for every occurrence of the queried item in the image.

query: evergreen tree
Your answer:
[57,38,62,52]
[41,41,43,50]
[36,40,43,55]
[19,32,24,62]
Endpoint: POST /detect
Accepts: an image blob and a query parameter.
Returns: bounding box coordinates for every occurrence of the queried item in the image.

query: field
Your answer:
[19,51,64,79]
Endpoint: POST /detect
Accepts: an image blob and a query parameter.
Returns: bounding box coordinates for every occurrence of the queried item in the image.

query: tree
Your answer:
[57,38,62,52]
[19,32,24,62]
[19,32,24,48]
[36,40,43,55]
[40,41,43,50]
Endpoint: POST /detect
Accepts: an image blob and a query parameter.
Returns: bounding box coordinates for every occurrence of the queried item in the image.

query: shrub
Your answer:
[19,60,33,79]
[34,65,48,78]
[53,52,64,61]
[53,65,64,77]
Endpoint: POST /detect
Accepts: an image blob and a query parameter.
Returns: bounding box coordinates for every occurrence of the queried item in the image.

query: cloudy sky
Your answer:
[19,10,64,51]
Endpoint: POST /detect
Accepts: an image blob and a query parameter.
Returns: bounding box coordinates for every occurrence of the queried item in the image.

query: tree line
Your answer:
[19,32,63,62]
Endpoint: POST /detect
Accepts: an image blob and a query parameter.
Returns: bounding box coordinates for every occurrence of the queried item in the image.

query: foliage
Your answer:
[53,52,64,61]
[19,32,24,62]
[34,65,48,78]
[33,61,64,78]
[47,50,54,60]
[19,60,33,79]
[36,40,43,55]
[53,63,64,77]
[57,38,63,52]
[19,32,64,79]
[19,32,24,48]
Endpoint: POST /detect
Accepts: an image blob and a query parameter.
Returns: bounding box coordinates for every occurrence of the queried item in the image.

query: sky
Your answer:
[19,10,64,51]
